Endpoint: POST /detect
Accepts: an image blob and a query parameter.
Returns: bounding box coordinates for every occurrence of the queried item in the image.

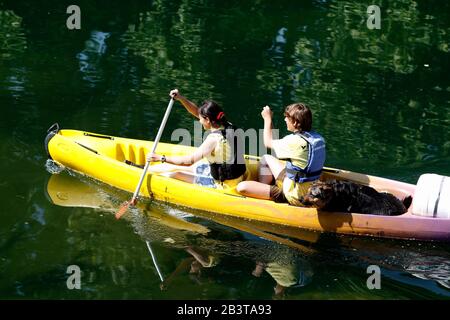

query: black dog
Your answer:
[300,180,412,216]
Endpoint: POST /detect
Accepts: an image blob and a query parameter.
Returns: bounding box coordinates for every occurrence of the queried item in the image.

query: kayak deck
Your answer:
[45,128,450,241]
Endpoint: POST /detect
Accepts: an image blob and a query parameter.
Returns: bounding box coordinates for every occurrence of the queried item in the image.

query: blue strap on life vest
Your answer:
[285,131,326,183]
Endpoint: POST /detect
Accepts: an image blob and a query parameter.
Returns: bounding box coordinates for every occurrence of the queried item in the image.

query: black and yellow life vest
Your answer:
[208,124,247,182]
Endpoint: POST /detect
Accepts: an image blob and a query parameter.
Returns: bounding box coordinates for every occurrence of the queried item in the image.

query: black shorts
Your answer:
[269,169,288,203]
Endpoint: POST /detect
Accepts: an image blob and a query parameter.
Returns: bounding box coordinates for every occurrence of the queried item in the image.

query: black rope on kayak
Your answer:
[322,168,340,174]
[244,155,340,174]
[83,132,114,140]
[75,142,99,154]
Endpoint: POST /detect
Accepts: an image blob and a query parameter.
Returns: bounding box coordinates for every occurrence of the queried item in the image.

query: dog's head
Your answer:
[300,181,335,209]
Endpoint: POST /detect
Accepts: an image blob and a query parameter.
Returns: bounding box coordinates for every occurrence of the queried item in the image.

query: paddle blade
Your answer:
[115,201,131,220]
[115,198,138,219]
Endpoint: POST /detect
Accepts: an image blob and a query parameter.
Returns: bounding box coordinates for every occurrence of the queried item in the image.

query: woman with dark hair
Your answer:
[147,89,247,189]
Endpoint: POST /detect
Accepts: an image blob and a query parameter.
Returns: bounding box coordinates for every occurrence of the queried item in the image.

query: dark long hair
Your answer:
[198,100,230,128]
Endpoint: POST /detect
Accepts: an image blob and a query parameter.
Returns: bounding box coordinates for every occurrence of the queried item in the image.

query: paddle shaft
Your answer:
[146,240,164,282]
[131,98,175,202]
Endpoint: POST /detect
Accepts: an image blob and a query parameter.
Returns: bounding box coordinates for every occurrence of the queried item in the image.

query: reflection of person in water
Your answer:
[186,246,218,271]
[186,246,219,285]
[160,246,219,290]
[252,248,313,298]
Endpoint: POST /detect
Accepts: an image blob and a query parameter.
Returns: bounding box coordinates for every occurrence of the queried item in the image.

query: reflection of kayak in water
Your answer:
[45,172,210,235]
[45,170,315,259]
[247,217,450,292]
[45,171,450,295]
[198,210,450,293]
[44,126,450,241]
[46,170,316,255]
[46,170,316,294]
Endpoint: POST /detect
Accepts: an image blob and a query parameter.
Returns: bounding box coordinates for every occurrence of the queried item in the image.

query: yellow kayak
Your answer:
[44,124,450,241]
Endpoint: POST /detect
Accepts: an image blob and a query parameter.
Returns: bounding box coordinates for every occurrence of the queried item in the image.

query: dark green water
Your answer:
[1,0,450,299]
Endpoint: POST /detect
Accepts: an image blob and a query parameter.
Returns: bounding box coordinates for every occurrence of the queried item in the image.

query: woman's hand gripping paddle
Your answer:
[115,98,175,219]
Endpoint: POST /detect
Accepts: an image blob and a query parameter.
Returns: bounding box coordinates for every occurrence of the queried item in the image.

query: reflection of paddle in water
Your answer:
[45,171,211,282]
[146,241,164,282]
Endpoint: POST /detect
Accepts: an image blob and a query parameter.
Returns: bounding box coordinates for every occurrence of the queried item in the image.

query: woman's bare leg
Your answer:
[148,163,196,183]
[167,171,195,184]
[148,163,195,174]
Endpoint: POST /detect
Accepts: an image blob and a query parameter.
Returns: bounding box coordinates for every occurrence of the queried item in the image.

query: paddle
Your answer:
[115,97,175,219]
[146,240,164,282]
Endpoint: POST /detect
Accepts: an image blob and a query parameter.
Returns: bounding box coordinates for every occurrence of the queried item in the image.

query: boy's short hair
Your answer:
[284,103,312,132]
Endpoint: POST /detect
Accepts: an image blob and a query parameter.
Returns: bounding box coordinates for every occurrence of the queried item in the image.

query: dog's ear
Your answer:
[299,196,312,206]
[299,195,317,207]
[311,197,326,209]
